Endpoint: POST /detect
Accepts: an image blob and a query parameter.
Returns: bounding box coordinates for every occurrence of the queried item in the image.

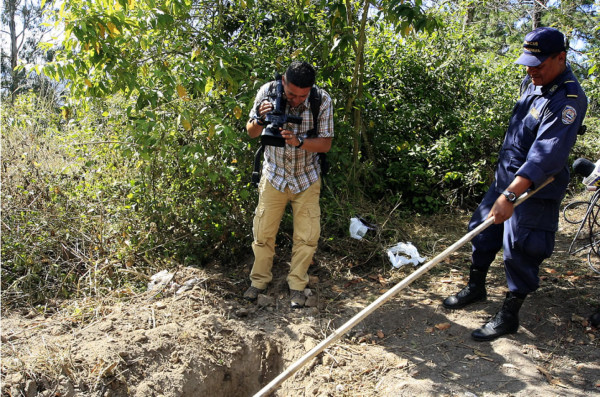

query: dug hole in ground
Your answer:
[2,194,599,397]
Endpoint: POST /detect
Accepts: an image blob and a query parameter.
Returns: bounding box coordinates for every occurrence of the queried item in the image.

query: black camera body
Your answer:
[260,73,302,147]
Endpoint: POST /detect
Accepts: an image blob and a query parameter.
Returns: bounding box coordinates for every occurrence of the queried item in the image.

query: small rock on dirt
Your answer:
[257,294,274,307]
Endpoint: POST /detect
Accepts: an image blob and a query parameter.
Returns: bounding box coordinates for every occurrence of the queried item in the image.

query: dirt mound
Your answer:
[2,205,599,396]
[1,267,307,396]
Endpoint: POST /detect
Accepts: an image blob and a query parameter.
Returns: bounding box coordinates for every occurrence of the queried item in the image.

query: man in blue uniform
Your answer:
[442,27,588,341]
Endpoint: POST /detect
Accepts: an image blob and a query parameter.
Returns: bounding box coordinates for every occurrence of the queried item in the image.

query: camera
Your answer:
[260,73,302,147]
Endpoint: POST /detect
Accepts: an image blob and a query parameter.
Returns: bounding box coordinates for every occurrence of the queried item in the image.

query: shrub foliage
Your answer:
[2,0,598,306]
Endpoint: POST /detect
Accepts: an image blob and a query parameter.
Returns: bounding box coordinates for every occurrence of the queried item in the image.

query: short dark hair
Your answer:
[285,61,315,88]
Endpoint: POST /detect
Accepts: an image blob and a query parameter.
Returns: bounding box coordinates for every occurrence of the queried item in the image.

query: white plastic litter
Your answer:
[387,242,427,268]
[147,270,175,291]
[349,217,369,239]
[176,277,201,294]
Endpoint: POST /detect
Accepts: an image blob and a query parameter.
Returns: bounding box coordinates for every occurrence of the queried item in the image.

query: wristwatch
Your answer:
[502,190,518,203]
[296,136,304,148]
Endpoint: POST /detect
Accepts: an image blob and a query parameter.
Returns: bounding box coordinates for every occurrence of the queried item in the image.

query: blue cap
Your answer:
[515,27,567,67]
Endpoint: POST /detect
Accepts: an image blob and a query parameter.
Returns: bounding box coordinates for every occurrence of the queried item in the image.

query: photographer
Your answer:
[244,61,334,308]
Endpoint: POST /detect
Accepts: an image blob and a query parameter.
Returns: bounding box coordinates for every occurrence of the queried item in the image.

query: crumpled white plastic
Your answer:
[176,277,201,294]
[349,217,369,239]
[387,242,427,268]
[147,269,175,291]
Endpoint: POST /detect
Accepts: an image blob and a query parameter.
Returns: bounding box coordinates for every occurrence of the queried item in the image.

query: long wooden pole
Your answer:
[254,177,554,397]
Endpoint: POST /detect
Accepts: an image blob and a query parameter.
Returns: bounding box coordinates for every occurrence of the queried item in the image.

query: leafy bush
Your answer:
[1,93,148,305]
[4,0,598,307]
[1,92,258,306]
[342,25,524,212]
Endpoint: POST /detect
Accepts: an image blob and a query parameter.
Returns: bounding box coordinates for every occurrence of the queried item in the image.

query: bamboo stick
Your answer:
[253,177,554,397]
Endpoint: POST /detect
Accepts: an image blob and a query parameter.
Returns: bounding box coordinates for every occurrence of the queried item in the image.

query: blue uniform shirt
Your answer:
[495,64,588,201]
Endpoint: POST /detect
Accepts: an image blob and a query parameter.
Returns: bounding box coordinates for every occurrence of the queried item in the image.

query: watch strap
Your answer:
[502,190,518,203]
[252,115,267,126]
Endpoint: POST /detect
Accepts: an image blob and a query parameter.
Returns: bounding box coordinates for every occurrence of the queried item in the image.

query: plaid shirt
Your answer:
[249,82,334,193]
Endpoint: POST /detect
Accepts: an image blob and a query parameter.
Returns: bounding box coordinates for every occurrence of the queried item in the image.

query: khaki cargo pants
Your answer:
[250,176,321,291]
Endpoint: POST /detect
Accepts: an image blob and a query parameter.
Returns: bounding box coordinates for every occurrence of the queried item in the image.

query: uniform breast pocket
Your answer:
[515,115,539,150]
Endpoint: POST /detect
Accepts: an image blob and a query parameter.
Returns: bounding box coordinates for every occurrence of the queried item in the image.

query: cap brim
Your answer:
[515,52,548,67]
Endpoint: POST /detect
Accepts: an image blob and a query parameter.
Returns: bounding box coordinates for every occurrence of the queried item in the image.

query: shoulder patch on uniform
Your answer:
[562,105,577,125]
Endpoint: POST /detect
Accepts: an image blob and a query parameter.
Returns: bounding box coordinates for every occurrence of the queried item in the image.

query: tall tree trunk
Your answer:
[344,0,372,177]
[8,0,18,102]
[532,0,546,30]
[462,1,475,32]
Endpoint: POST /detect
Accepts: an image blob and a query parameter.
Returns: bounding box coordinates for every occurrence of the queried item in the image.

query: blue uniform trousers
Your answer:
[469,184,558,294]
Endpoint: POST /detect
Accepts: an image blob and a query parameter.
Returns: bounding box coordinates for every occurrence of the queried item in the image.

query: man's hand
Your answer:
[489,196,516,224]
[280,129,333,152]
[257,101,273,118]
[247,101,275,138]
[487,175,533,224]
[280,129,301,147]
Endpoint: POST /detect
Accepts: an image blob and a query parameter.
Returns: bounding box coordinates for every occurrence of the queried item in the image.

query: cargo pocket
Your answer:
[253,207,266,243]
[517,228,555,260]
[516,198,559,231]
[307,206,321,244]
[295,205,321,245]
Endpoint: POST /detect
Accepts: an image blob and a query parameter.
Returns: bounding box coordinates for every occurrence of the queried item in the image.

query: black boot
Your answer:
[471,291,525,342]
[443,268,487,309]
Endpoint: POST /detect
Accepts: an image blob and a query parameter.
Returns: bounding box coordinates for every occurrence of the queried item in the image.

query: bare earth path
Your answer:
[2,196,599,396]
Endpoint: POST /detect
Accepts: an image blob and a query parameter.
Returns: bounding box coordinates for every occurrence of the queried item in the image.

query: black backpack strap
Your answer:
[306,86,329,176]
[306,86,321,138]
[251,81,276,188]
[251,144,265,187]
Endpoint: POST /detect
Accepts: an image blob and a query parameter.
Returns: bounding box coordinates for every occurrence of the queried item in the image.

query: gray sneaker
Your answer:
[290,290,306,309]
[243,286,265,301]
